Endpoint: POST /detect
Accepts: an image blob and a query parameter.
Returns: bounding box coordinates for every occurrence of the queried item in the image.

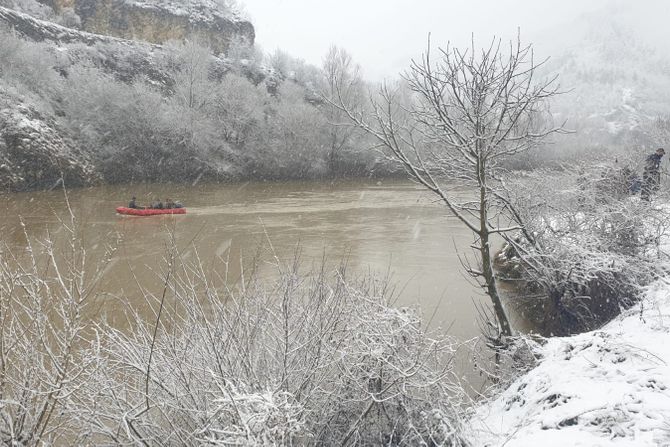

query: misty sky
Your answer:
[241,0,613,80]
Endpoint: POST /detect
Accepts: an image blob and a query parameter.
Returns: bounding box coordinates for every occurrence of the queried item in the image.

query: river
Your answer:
[0,179,533,391]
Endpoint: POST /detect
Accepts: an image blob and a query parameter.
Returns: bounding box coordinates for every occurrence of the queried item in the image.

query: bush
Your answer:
[78,253,467,445]
[500,167,670,335]
[0,28,61,99]
[0,213,114,444]
[61,65,241,183]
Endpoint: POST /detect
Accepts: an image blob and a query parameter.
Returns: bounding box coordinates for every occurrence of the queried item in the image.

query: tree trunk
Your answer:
[479,156,513,337]
[480,229,512,336]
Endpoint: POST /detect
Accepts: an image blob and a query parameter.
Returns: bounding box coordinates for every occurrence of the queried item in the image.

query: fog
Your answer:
[242,0,669,79]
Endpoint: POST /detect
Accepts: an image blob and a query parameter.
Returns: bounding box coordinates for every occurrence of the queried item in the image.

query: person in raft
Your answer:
[165,198,175,209]
[128,196,138,209]
[150,198,164,209]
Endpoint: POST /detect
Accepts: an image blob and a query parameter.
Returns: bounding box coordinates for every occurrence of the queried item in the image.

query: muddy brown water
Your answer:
[0,179,534,391]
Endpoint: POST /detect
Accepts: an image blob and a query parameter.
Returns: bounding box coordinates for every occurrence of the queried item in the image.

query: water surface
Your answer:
[1,179,529,390]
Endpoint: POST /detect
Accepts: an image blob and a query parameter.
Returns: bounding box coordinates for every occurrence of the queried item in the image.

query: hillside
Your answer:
[537,1,670,149]
[0,2,381,191]
[0,5,238,189]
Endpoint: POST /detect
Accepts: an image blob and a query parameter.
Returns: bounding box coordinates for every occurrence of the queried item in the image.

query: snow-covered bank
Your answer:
[469,279,670,446]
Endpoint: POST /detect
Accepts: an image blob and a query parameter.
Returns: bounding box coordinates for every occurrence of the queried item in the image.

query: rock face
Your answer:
[0,89,99,192]
[46,0,254,54]
[0,5,236,88]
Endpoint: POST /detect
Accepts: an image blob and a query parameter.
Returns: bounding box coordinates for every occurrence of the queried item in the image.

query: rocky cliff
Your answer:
[42,0,254,54]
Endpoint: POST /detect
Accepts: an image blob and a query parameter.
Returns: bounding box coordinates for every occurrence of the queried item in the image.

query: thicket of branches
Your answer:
[0,220,469,445]
[498,164,670,335]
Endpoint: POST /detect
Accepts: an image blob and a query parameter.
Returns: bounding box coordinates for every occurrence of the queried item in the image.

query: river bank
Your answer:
[467,276,670,446]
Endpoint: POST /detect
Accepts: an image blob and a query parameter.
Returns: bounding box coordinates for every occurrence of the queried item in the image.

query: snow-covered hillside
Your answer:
[468,278,670,446]
[537,1,670,146]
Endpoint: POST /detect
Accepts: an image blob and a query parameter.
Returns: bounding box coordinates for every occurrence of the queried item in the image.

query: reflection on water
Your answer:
[0,179,527,390]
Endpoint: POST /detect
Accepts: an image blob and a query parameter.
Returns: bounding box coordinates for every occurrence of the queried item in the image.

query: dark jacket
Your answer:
[645,153,663,173]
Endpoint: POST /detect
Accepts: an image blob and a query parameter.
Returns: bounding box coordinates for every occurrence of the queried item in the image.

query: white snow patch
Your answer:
[126,0,244,22]
[621,87,634,104]
[468,280,670,446]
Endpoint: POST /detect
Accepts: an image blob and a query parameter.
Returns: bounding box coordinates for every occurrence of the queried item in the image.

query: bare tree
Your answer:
[0,202,115,444]
[171,39,213,113]
[321,45,364,172]
[210,72,266,146]
[331,35,562,337]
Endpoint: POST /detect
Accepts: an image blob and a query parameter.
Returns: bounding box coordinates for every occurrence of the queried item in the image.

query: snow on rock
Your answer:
[69,0,254,55]
[126,0,244,22]
[468,280,670,446]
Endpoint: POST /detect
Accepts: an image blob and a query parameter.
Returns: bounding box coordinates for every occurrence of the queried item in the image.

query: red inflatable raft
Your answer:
[116,207,186,216]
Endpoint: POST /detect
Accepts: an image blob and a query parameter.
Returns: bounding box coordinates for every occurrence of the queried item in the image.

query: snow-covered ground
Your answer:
[468,279,670,446]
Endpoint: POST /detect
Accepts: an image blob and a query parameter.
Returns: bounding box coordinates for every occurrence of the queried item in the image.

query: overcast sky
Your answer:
[240,0,613,80]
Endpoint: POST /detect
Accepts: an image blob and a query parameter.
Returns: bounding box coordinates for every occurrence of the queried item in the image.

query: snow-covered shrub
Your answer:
[0,29,60,97]
[267,49,322,88]
[0,213,115,445]
[58,38,367,182]
[225,35,264,68]
[209,71,267,145]
[61,63,243,183]
[76,252,468,445]
[0,26,383,183]
[248,82,331,179]
[501,167,670,335]
[0,214,467,444]
[201,388,306,445]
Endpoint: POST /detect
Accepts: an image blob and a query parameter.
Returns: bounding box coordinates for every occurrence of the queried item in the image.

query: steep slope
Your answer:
[0,6,239,189]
